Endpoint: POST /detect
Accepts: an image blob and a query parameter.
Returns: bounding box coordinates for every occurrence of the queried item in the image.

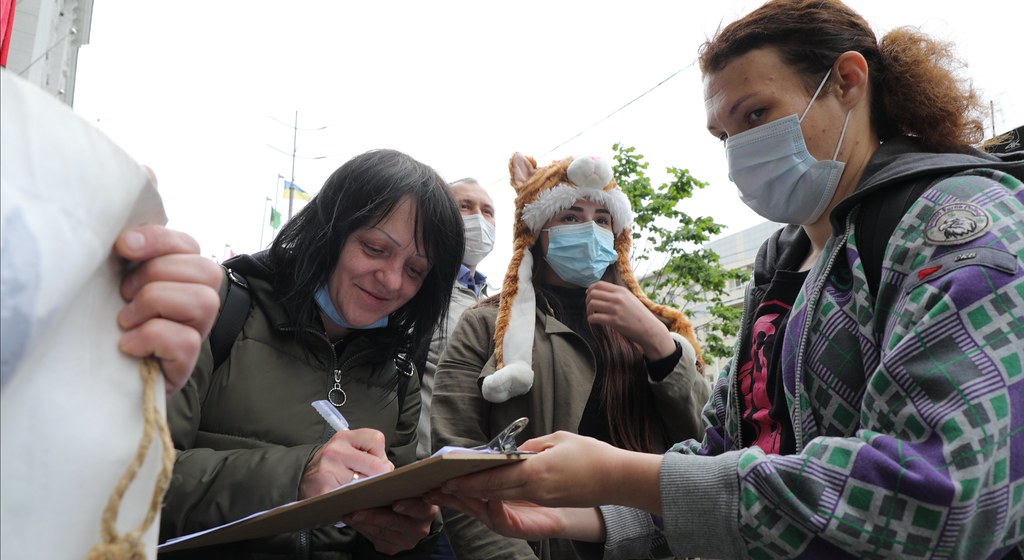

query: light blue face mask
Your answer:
[542,221,618,287]
[725,67,852,225]
[315,285,389,330]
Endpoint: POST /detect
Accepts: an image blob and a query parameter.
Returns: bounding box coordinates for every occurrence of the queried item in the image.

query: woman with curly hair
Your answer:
[430,1,1024,558]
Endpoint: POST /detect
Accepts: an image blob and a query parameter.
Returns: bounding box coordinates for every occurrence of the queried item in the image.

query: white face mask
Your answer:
[725,67,852,225]
[462,213,495,267]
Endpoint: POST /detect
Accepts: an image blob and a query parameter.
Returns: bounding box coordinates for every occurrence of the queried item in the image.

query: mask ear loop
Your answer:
[799,67,834,122]
[833,110,852,160]
[800,65,852,162]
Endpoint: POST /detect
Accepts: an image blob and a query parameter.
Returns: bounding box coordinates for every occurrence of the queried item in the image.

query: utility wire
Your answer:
[269,115,329,131]
[485,63,693,187]
[17,28,76,77]
[537,63,693,160]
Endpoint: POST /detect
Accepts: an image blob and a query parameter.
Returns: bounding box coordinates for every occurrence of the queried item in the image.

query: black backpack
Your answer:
[856,152,1024,297]
[855,176,934,298]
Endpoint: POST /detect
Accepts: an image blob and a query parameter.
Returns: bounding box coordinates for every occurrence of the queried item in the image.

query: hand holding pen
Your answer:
[303,401,438,554]
[298,400,395,500]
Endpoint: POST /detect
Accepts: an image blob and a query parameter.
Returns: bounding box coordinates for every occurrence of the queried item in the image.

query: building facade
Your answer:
[4,0,94,106]
[685,220,783,379]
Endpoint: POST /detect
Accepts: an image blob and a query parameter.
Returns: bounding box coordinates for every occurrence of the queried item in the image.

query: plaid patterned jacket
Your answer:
[595,145,1024,560]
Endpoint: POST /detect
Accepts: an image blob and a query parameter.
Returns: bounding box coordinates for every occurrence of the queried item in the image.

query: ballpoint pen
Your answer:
[312,399,350,432]
[311,400,364,484]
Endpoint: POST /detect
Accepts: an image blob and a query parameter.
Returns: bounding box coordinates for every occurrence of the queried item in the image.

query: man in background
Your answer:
[417,178,496,459]
[417,178,495,560]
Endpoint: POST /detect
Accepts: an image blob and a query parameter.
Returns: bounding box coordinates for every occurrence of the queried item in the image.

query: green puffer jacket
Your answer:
[160,253,431,559]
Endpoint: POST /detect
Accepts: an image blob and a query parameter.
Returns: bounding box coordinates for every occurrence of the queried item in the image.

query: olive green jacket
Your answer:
[160,255,429,559]
[431,297,709,560]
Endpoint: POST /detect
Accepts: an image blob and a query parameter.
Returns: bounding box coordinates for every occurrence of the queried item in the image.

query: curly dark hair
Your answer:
[698,0,985,152]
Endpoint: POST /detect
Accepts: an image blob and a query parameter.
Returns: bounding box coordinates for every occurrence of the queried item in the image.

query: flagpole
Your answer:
[260,196,270,249]
[268,112,326,219]
[263,174,283,248]
[288,110,297,219]
[275,173,283,225]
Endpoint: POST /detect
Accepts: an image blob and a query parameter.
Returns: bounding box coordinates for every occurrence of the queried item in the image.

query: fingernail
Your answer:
[123,230,145,252]
[393,503,407,515]
[117,332,132,353]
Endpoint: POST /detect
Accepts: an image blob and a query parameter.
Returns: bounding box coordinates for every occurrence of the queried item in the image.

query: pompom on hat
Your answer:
[482,153,703,403]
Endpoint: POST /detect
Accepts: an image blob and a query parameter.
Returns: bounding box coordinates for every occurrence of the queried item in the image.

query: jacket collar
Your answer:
[223,251,294,329]
[753,225,811,288]
[534,286,583,336]
[223,252,389,350]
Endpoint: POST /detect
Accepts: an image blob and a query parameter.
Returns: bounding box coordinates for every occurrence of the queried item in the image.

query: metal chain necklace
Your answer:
[328,368,346,406]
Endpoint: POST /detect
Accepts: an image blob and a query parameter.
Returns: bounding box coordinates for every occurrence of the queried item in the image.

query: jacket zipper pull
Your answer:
[328,369,346,407]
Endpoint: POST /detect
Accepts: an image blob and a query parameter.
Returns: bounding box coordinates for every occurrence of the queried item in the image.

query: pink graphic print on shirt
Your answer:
[737,299,789,454]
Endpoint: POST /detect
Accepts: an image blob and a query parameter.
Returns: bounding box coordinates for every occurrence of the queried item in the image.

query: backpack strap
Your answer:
[856,176,937,298]
[209,268,251,371]
[394,353,416,412]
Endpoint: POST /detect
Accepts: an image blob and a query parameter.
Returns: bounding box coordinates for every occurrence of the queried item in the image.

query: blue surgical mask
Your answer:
[725,67,852,225]
[315,285,389,330]
[542,221,618,287]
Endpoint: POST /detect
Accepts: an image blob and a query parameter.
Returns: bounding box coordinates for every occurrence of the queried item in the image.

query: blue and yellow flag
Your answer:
[282,180,311,201]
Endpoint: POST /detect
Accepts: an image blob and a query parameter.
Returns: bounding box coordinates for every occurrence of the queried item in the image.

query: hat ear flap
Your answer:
[509,152,538,193]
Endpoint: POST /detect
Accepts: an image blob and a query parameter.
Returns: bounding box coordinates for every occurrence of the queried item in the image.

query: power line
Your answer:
[16,28,76,77]
[269,115,328,132]
[484,63,694,187]
[266,144,331,160]
[537,63,694,160]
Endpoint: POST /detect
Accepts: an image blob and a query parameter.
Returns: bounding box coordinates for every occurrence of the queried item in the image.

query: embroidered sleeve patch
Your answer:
[924,202,991,245]
[907,246,1018,291]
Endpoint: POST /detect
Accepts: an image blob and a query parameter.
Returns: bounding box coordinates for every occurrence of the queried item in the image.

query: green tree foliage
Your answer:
[613,143,748,362]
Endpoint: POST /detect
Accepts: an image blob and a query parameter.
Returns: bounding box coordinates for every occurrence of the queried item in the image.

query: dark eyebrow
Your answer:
[728,93,755,118]
[370,226,401,247]
[562,206,609,214]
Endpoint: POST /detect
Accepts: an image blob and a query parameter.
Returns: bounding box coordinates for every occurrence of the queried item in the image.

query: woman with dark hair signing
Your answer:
[161,149,464,558]
[429,1,1024,559]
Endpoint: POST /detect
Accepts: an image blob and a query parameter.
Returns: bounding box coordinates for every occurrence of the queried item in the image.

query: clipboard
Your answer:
[158,450,527,553]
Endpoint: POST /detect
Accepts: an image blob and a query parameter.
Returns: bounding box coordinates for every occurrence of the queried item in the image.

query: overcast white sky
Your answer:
[73,1,1023,281]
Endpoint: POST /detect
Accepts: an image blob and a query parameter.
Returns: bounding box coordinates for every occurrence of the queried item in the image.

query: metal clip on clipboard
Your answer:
[471,417,530,454]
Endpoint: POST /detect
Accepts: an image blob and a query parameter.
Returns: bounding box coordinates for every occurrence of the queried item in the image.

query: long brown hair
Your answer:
[591,322,657,452]
[698,0,985,153]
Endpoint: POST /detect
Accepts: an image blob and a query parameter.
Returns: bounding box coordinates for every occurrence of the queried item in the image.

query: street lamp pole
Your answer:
[267,111,327,222]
